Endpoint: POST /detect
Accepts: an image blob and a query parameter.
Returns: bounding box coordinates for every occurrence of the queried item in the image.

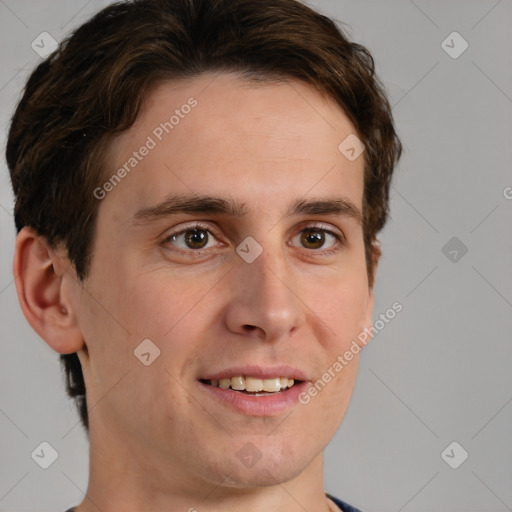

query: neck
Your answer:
[75,424,334,512]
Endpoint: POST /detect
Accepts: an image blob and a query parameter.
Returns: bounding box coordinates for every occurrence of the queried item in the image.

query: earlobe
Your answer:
[13,227,84,354]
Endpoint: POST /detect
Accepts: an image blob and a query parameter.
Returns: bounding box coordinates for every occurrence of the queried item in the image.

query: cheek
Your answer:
[124,269,221,339]
[319,272,372,345]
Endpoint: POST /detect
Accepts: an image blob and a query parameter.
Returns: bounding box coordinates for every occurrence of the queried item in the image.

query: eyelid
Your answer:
[160,222,224,260]
[163,221,219,238]
[294,221,344,238]
[288,223,345,254]
[161,220,346,255]
[161,221,223,247]
[162,220,344,239]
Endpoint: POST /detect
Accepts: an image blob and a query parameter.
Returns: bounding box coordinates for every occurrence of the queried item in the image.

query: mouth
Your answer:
[197,368,309,416]
[199,376,300,397]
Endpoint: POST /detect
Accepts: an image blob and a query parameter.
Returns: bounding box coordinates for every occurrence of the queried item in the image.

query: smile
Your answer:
[201,376,296,395]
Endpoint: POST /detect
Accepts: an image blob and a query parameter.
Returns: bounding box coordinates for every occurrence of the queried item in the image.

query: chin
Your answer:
[202,435,316,489]
[220,460,308,489]
[225,471,297,488]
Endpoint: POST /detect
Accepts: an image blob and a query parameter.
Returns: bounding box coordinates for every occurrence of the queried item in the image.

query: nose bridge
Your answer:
[226,239,305,339]
[246,245,288,300]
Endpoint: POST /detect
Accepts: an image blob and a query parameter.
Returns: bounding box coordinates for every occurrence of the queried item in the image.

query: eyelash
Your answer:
[161,222,345,257]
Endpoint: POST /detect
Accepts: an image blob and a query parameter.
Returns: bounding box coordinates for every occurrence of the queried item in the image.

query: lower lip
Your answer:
[198,380,309,416]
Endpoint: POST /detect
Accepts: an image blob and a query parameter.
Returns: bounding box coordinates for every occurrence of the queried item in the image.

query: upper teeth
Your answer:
[209,376,295,392]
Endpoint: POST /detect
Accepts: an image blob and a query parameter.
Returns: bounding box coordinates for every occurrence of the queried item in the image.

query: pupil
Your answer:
[185,229,207,248]
[302,230,324,248]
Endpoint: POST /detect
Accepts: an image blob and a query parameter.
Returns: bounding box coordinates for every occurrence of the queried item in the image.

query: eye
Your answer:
[290,226,343,252]
[162,224,218,252]
[161,222,344,259]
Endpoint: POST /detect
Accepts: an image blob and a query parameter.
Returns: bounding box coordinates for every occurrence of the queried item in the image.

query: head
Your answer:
[8,0,401,489]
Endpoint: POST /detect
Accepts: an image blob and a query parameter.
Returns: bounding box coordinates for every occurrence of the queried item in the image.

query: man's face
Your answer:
[73,73,374,488]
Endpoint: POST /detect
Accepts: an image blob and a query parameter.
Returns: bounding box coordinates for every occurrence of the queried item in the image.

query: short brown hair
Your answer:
[6,0,402,431]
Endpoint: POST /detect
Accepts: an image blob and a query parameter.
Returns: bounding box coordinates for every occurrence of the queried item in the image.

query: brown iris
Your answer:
[300,229,325,249]
[184,228,209,249]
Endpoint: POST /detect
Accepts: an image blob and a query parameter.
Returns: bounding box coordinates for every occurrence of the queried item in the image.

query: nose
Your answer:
[224,246,306,341]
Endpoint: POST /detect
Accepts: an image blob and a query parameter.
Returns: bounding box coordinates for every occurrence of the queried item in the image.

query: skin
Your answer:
[14,73,378,512]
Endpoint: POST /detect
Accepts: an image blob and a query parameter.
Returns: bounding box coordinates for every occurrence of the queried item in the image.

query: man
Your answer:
[7,0,401,510]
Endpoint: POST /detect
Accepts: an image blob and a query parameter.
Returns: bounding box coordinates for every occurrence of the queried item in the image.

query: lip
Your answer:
[199,365,309,381]
[198,379,310,416]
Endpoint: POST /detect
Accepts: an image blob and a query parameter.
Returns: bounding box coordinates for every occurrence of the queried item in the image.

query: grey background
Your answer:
[1,1,511,511]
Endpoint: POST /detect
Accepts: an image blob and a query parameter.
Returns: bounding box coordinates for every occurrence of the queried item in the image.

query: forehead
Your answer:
[100,73,365,221]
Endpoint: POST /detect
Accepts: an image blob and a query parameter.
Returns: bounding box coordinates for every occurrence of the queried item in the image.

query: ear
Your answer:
[13,227,85,354]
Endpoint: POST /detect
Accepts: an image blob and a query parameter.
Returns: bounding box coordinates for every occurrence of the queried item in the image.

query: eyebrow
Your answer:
[131,193,363,226]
